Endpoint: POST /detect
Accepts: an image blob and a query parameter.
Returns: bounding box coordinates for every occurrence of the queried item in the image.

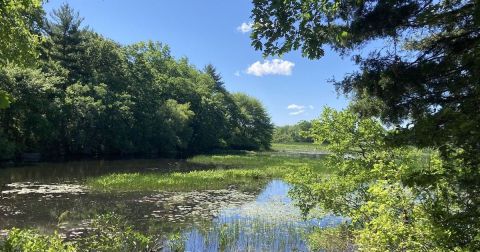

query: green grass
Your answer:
[87,152,328,192]
[271,142,327,153]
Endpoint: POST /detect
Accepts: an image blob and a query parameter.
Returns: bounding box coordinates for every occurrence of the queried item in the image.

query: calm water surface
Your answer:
[0,159,343,251]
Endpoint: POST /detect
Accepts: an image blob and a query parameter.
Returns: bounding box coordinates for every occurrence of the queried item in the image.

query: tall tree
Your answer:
[204,64,225,91]
[43,3,86,84]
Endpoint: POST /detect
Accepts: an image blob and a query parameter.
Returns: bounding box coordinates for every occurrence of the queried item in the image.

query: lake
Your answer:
[0,159,344,251]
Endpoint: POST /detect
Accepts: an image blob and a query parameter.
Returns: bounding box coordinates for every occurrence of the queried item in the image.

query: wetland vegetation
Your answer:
[2,0,479,251]
[0,148,340,251]
[87,153,328,192]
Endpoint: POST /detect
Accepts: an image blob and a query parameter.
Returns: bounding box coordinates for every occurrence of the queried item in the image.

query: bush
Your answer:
[0,228,76,252]
[0,213,152,252]
[76,213,152,252]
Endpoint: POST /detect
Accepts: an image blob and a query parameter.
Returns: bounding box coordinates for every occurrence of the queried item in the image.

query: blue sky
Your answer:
[44,0,358,126]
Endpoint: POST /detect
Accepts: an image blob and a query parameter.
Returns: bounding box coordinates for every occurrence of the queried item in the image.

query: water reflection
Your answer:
[0,160,344,251]
[0,159,199,185]
[164,180,344,252]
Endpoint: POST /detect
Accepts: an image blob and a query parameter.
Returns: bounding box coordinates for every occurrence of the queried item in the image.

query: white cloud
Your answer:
[287,104,305,110]
[237,22,253,33]
[234,71,241,77]
[287,104,314,116]
[246,59,295,77]
[289,110,305,116]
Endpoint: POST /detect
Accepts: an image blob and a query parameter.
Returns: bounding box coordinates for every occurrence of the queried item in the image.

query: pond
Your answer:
[0,159,344,251]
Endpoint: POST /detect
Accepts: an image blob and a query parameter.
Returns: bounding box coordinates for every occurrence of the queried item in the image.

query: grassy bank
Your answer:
[87,152,328,192]
[271,142,327,153]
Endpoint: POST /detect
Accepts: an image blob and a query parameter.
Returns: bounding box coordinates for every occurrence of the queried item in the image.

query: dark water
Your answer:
[0,159,344,251]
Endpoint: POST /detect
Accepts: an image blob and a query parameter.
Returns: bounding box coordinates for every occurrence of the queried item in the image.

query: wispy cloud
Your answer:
[289,110,305,116]
[234,70,241,77]
[287,104,305,110]
[246,59,295,77]
[237,22,253,33]
[287,103,314,116]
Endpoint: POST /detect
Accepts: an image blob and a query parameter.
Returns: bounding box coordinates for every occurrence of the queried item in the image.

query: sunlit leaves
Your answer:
[0,0,43,66]
[287,108,458,250]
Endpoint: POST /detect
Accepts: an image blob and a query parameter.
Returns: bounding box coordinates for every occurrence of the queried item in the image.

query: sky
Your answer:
[43,0,358,126]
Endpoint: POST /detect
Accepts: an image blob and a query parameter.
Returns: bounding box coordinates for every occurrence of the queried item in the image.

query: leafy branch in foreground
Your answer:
[287,108,469,251]
[251,1,480,249]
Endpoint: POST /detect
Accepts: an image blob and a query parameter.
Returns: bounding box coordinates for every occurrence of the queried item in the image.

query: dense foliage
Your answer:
[0,0,44,108]
[0,214,151,252]
[272,120,313,143]
[287,108,458,250]
[251,0,479,249]
[0,4,273,160]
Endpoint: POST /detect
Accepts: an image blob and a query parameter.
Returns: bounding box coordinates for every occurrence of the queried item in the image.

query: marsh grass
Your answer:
[87,168,278,191]
[271,142,327,153]
[87,153,328,192]
[163,218,312,252]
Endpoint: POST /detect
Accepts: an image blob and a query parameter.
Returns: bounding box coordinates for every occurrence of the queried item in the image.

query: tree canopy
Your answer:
[251,0,479,154]
[0,0,44,108]
[272,120,313,143]
[0,3,273,159]
[251,0,480,249]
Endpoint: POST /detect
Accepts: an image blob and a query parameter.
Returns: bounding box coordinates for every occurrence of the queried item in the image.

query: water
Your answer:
[164,180,344,251]
[0,159,344,251]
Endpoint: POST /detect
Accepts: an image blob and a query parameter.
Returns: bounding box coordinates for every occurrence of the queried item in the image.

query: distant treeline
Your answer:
[273,121,313,143]
[0,4,273,160]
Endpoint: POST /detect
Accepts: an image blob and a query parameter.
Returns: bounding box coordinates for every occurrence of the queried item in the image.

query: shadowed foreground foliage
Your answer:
[0,214,151,252]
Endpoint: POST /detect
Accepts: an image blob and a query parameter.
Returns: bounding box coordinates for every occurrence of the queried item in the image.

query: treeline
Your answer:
[272,121,313,143]
[0,4,273,160]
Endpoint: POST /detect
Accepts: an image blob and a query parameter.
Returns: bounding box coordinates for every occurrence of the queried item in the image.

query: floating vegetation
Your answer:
[162,180,345,252]
[139,188,258,223]
[1,182,86,195]
[0,152,345,250]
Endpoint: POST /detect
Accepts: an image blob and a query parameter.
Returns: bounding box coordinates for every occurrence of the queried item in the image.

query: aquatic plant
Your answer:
[0,213,152,252]
[307,224,356,252]
[87,152,328,192]
[160,180,345,252]
[87,167,283,192]
[0,228,76,252]
[188,152,327,171]
[76,213,152,252]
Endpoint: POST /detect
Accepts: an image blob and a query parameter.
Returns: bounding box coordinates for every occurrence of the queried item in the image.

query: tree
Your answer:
[0,4,275,160]
[251,0,480,249]
[229,93,274,150]
[0,0,43,65]
[0,66,63,158]
[288,108,457,250]
[273,120,313,143]
[250,0,479,154]
[0,0,44,108]
[204,64,225,91]
[43,3,86,84]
